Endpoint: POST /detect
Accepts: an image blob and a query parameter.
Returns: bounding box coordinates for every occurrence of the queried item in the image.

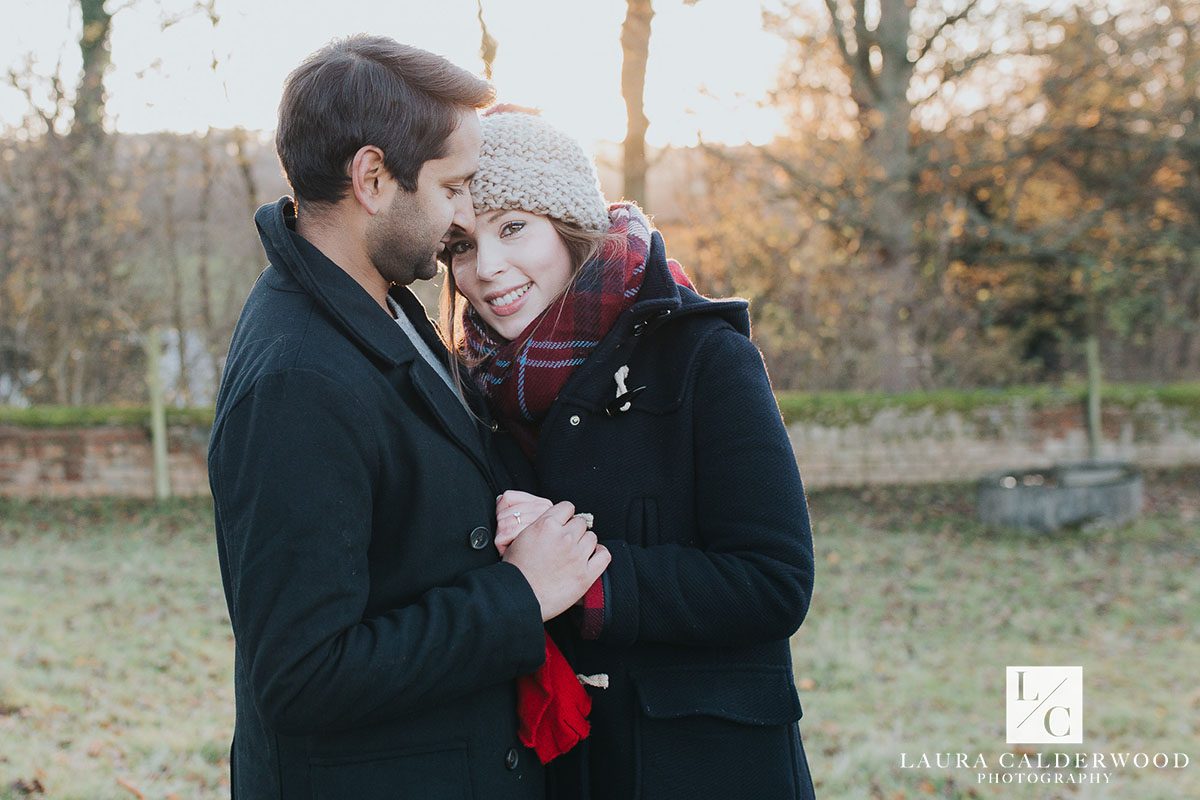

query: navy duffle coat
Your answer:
[498,230,818,800]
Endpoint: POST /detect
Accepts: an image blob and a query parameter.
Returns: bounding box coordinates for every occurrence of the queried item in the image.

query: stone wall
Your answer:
[791,399,1200,488]
[0,425,209,499]
[1,399,1198,497]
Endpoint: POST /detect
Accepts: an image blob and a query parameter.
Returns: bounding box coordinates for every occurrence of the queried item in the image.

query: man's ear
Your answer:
[349,145,394,215]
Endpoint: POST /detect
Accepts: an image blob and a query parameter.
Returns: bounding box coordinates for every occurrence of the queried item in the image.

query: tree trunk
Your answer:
[1085,333,1102,461]
[229,127,264,320]
[146,327,172,501]
[71,0,112,148]
[67,0,115,404]
[230,127,261,223]
[865,0,919,390]
[68,0,115,292]
[621,0,654,209]
[163,139,190,404]
[196,129,219,399]
[824,0,922,390]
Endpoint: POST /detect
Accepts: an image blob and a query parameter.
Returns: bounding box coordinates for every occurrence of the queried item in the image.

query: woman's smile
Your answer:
[449,210,574,341]
[485,281,534,315]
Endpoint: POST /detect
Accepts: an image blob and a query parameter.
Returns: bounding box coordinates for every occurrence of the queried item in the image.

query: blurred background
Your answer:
[1,1,1197,798]
[1,0,1196,406]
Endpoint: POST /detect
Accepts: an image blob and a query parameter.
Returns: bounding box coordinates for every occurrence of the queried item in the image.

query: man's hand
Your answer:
[495,490,554,556]
[503,501,611,621]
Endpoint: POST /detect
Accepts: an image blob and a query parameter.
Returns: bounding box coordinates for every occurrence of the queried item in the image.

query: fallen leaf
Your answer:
[7,778,46,796]
[116,777,145,799]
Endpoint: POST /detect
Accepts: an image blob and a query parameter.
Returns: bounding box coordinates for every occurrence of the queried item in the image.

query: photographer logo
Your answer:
[1007,666,1083,744]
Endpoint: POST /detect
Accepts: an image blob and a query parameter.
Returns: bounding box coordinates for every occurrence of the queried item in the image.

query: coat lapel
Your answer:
[256,198,500,487]
[406,361,495,486]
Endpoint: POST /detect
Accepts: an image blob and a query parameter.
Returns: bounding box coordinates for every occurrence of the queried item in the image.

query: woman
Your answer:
[441,108,816,800]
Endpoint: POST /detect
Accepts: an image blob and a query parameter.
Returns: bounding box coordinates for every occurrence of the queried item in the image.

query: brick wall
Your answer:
[1,399,1198,497]
[791,399,1200,488]
[0,425,209,499]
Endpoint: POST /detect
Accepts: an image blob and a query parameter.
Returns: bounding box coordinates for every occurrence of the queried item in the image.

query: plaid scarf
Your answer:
[463,203,692,458]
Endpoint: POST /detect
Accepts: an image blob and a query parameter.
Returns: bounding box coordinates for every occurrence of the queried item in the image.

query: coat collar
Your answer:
[255,197,419,367]
[552,229,752,416]
[256,197,498,484]
[627,230,751,337]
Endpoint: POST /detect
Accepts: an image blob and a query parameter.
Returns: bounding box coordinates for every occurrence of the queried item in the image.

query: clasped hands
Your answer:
[496,490,609,622]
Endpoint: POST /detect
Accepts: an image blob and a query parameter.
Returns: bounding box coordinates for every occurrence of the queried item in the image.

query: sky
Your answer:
[0,0,791,155]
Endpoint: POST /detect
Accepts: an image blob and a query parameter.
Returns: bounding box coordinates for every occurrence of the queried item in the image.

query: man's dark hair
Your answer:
[276,36,494,206]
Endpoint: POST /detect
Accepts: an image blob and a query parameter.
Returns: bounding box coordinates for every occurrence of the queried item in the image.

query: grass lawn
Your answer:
[795,469,1200,799]
[1,471,1197,799]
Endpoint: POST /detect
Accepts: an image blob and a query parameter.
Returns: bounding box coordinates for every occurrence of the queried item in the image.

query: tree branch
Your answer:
[938,48,993,86]
[917,0,980,63]
[822,0,880,106]
[851,0,878,95]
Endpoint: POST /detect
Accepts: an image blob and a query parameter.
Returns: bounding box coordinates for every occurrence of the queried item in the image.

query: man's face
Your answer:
[367,109,482,286]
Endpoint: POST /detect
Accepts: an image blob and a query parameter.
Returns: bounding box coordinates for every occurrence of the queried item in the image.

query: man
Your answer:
[208,36,609,799]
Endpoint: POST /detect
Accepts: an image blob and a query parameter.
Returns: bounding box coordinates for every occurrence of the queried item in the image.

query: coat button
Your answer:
[505,747,519,770]
[569,415,581,426]
[469,526,491,550]
[489,421,499,432]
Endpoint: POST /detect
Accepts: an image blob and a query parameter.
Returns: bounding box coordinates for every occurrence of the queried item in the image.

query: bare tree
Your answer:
[620,0,654,208]
[196,128,220,395]
[760,0,993,390]
[162,136,190,404]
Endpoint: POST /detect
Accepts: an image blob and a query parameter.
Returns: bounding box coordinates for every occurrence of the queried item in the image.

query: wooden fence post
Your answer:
[146,327,171,500]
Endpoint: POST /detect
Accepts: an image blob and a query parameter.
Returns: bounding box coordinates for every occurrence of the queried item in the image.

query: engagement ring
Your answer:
[513,511,521,525]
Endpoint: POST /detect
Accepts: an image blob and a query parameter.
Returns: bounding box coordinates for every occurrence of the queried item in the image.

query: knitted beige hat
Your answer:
[470,109,610,232]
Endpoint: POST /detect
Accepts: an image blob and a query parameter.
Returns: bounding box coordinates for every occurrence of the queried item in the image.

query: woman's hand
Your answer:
[495,490,554,555]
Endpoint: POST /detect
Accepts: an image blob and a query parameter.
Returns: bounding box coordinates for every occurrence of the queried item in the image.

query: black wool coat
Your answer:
[208,199,548,800]
[499,232,818,800]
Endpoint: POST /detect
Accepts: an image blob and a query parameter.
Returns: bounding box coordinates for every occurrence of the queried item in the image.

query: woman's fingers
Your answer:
[586,544,612,579]
[495,500,560,551]
[494,497,600,559]
[494,526,519,556]
[496,489,553,512]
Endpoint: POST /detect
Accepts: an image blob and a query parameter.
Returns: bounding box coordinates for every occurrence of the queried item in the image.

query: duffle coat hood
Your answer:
[496,230,818,799]
[209,198,548,800]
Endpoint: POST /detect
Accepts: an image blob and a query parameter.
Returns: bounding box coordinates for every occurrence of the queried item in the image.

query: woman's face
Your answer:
[449,210,574,341]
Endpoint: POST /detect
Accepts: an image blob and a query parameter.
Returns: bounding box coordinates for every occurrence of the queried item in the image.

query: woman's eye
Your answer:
[500,221,525,237]
[448,240,473,255]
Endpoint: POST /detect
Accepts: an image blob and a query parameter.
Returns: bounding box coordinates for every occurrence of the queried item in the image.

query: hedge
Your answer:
[1,383,1197,429]
[0,405,215,429]
[772,382,1200,427]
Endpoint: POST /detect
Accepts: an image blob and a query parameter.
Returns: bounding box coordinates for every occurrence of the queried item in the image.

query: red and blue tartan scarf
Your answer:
[463,203,693,458]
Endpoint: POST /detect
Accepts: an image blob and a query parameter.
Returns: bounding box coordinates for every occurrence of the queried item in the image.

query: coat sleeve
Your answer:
[209,368,545,736]
[595,328,815,647]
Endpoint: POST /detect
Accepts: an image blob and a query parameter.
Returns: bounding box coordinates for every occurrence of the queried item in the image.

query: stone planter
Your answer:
[977,461,1143,533]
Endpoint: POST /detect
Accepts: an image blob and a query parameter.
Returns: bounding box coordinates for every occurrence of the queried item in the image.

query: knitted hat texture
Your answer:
[471,111,610,232]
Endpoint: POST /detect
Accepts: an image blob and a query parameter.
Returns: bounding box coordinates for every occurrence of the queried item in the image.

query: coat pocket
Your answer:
[632,666,803,799]
[309,743,471,800]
